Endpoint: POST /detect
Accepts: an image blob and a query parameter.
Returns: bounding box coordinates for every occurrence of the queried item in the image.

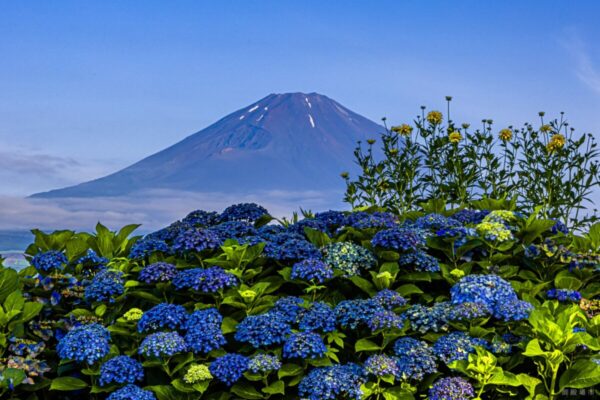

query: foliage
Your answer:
[342,100,599,230]
[1,203,600,399]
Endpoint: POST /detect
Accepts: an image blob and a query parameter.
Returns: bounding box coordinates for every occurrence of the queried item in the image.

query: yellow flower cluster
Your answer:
[499,128,512,141]
[391,124,413,136]
[476,221,513,242]
[448,131,462,143]
[484,210,516,223]
[546,134,566,153]
[426,110,443,125]
[184,364,213,384]
[123,308,143,321]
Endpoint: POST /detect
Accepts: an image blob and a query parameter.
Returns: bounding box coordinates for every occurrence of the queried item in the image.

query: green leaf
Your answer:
[221,317,238,334]
[147,385,180,400]
[171,378,195,393]
[554,272,582,290]
[262,380,285,395]
[4,290,24,314]
[349,276,376,296]
[278,363,303,378]
[0,268,19,303]
[396,284,423,296]
[231,382,264,399]
[559,359,600,390]
[304,227,332,248]
[0,368,26,388]
[50,377,89,391]
[95,304,107,317]
[21,302,43,322]
[355,338,381,352]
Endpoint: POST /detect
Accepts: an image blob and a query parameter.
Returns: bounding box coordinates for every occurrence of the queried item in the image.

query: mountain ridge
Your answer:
[32,92,384,198]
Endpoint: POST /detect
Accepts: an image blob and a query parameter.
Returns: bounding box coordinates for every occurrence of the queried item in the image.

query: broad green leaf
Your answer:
[231,382,263,399]
[355,338,381,352]
[50,377,89,391]
[559,359,600,390]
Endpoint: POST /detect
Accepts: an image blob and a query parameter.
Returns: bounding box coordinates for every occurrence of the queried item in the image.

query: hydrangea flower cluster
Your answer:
[414,213,460,230]
[129,238,169,259]
[31,250,68,272]
[433,332,488,364]
[476,221,513,242]
[298,302,336,332]
[429,377,475,400]
[322,242,377,276]
[209,221,258,240]
[335,299,382,330]
[403,302,452,333]
[372,289,407,309]
[77,249,108,266]
[451,209,489,225]
[314,210,347,230]
[547,288,582,302]
[139,262,177,283]
[247,354,282,374]
[172,227,223,253]
[182,209,220,227]
[235,313,291,348]
[209,353,249,386]
[298,363,366,400]
[450,274,532,321]
[99,356,144,386]
[137,303,188,332]
[398,250,440,272]
[172,267,237,292]
[184,308,227,354]
[371,227,426,251]
[271,296,304,323]
[107,384,157,400]
[263,233,321,261]
[183,364,213,383]
[345,211,398,229]
[57,323,110,364]
[282,331,327,359]
[291,258,333,283]
[220,203,268,222]
[84,270,124,303]
[367,309,404,331]
[364,354,400,378]
[393,337,438,380]
[288,218,330,235]
[139,331,187,358]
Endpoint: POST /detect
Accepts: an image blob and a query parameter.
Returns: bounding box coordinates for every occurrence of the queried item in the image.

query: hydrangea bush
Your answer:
[0,202,599,400]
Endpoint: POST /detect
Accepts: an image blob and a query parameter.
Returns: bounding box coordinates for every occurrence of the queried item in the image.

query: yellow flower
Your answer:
[540,124,552,133]
[184,364,212,384]
[448,131,462,143]
[239,290,257,302]
[123,308,143,321]
[499,128,512,141]
[426,110,443,125]
[367,139,376,145]
[391,124,413,136]
[546,134,566,153]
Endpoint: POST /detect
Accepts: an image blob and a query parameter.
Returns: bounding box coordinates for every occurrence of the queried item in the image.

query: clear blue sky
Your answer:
[0,1,599,203]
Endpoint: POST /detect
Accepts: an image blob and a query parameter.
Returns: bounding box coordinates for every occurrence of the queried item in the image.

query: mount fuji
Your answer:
[32,93,384,198]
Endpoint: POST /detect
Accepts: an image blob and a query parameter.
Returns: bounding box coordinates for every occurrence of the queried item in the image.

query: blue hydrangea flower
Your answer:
[57,323,110,364]
[429,377,475,400]
[299,302,336,332]
[209,221,258,241]
[414,213,461,231]
[31,250,68,272]
[291,259,333,283]
[368,310,404,331]
[314,210,347,230]
[364,354,400,378]
[182,209,220,227]
[372,227,426,251]
[129,238,169,259]
[77,249,108,266]
[137,303,188,333]
[172,227,223,253]
[99,356,144,386]
[220,203,269,222]
[184,309,227,354]
[271,296,304,323]
[433,332,487,364]
[402,303,452,333]
[139,331,187,358]
[139,262,177,283]
[451,209,489,225]
[247,354,282,374]
[209,353,249,386]
[322,242,377,277]
[551,219,569,234]
[450,274,532,321]
[172,267,237,292]
[235,313,291,348]
[547,289,582,302]
[436,227,477,248]
[84,270,124,303]
[263,234,321,261]
[335,299,383,330]
[398,250,440,272]
[147,220,192,242]
[490,337,512,354]
[283,332,327,359]
[345,211,398,229]
[107,384,157,400]
[393,337,437,380]
[372,289,407,309]
[288,218,330,236]
[298,364,366,400]
[447,302,491,321]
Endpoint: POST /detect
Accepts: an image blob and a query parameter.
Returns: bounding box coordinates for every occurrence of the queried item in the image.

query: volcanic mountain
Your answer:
[32,93,384,198]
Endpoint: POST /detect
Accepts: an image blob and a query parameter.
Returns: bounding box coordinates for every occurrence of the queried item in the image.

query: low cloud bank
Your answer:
[0,189,347,233]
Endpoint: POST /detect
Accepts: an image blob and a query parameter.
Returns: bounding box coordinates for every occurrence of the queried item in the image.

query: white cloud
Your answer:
[561,29,600,95]
[0,189,347,233]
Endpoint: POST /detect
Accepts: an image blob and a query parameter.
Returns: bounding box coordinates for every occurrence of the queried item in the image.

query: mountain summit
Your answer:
[32,93,383,198]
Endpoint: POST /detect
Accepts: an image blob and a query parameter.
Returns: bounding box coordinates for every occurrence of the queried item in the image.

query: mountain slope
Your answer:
[32,93,384,198]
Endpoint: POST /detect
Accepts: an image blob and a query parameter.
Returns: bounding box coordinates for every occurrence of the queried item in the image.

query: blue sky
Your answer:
[0,1,599,228]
